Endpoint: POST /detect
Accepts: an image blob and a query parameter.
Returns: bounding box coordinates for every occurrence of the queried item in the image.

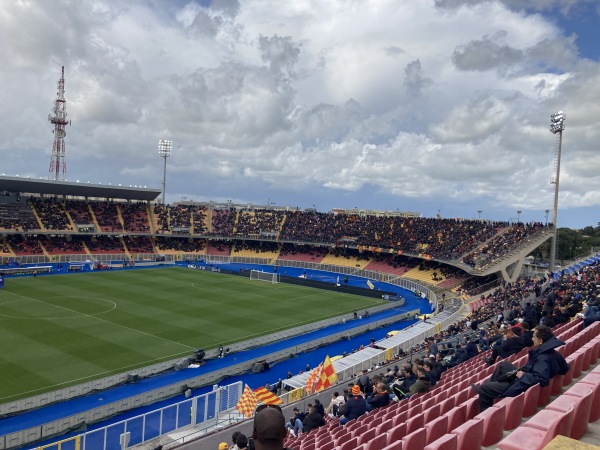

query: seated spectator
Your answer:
[339,385,367,425]
[422,361,438,386]
[313,398,325,417]
[302,406,325,433]
[464,336,479,359]
[366,382,391,411]
[520,322,534,347]
[472,325,569,411]
[584,305,600,328]
[446,344,469,368]
[408,367,431,396]
[285,407,304,437]
[325,391,345,417]
[391,367,416,398]
[484,326,525,365]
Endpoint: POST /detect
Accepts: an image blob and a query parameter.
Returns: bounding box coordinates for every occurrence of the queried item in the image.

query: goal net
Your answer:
[249,270,279,284]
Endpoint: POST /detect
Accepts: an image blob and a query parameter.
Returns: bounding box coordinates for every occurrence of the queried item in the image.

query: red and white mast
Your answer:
[48,66,70,181]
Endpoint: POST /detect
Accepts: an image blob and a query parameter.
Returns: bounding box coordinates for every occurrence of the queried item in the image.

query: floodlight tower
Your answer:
[48,66,70,181]
[549,110,566,271]
[158,140,172,204]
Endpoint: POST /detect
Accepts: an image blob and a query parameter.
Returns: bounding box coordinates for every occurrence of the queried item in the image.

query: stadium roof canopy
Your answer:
[0,176,161,201]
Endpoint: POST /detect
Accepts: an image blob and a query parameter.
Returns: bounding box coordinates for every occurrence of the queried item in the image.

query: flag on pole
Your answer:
[314,355,338,392]
[235,385,259,418]
[305,363,323,395]
[254,386,283,405]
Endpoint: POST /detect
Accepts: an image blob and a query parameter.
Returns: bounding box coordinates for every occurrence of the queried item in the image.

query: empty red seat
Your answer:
[338,436,358,450]
[357,428,376,446]
[424,433,458,450]
[553,383,594,439]
[463,397,480,421]
[381,439,404,450]
[406,412,425,434]
[423,403,441,423]
[387,423,407,443]
[497,408,573,450]
[364,433,388,450]
[580,372,600,422]
[477,403,505,447]
[402,427,426,450]
[450,418,483,450]
[376,418,394,435]
[522,383,540,417]
[445,403,467,432]
[425,415,449,445]
[494,392,525,431]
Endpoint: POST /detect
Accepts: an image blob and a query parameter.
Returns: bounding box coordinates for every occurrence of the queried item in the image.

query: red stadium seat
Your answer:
[445,403,467,432]
[357,428,376,446]
[554,383,594,439]
[522,383,540,418]
[497,408,573,450]
[450,418,483,450]
[381,440,404,450]
[402,427,426,450]
[387,423,407,443]
[494,392,525,431]
[376,418,394,436]
[406,412,425,435]
[338,437,358,450]
[477,403,505,447]
[424,433,458,450]
[580,372,600,422]
[364,433,388,450]
[425,415,448,445]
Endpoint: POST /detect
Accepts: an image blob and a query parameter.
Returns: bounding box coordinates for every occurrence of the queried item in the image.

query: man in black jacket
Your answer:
[473,325,569,411]
[484,326,525,365]
[302,406,325,433]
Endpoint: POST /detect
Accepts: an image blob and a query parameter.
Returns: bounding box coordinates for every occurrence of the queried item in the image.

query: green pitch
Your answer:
[0,267,381,403]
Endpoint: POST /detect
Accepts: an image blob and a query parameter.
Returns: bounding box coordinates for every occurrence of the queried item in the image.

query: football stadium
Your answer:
[1,175,600,450]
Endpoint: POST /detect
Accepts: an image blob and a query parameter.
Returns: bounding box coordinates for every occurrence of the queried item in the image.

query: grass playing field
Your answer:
[0,267,382,403]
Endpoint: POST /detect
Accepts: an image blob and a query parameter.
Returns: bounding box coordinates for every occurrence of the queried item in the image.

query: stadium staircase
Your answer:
[64,207,79,231]
[116,205,126,230]
[262,318,600,450]
[88,203,101,231]
[81,240,92,256]
[146,205,157,234]
[28,200,45,231]
[119,236,132,259]
[38,239,51,259]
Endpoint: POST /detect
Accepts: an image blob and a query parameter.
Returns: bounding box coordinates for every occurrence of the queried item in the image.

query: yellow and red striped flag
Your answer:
[314,355,338,392]
[235,385,259,418]
[305,363,323,395]
[254,386,283,405]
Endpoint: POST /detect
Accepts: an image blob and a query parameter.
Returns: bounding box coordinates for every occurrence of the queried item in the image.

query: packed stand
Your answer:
[31,198,71,231]
[120,203,151,233]
[65,200,95,225]
[92,203,121,232]
[0,202,38,231]
[235,209,284,238]
[211,208,237,236]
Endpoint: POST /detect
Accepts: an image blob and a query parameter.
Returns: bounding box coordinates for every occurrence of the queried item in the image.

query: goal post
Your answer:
[249,270,279,284]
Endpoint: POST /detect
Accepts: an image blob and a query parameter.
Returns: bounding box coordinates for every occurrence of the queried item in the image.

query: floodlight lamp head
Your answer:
[158,139,172,157]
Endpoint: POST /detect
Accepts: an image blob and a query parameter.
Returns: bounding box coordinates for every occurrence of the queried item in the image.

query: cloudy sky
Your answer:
[1,0,599,228]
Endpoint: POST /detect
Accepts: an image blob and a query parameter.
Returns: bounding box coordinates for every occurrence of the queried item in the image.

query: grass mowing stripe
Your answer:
[0,267,380,401]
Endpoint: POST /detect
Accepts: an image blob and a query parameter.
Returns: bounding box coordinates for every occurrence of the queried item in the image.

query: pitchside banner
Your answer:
[0,275,4,289]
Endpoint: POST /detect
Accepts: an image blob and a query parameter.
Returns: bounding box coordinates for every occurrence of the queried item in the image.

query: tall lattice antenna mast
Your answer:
[48,66,70,181]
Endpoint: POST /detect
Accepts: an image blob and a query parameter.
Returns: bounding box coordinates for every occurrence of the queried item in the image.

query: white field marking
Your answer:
[0,296,117,320]
[0,290,197,350]
[0,349,195,402]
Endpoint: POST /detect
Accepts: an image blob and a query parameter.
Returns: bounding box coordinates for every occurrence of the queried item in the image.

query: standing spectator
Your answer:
[235,434,248,450]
